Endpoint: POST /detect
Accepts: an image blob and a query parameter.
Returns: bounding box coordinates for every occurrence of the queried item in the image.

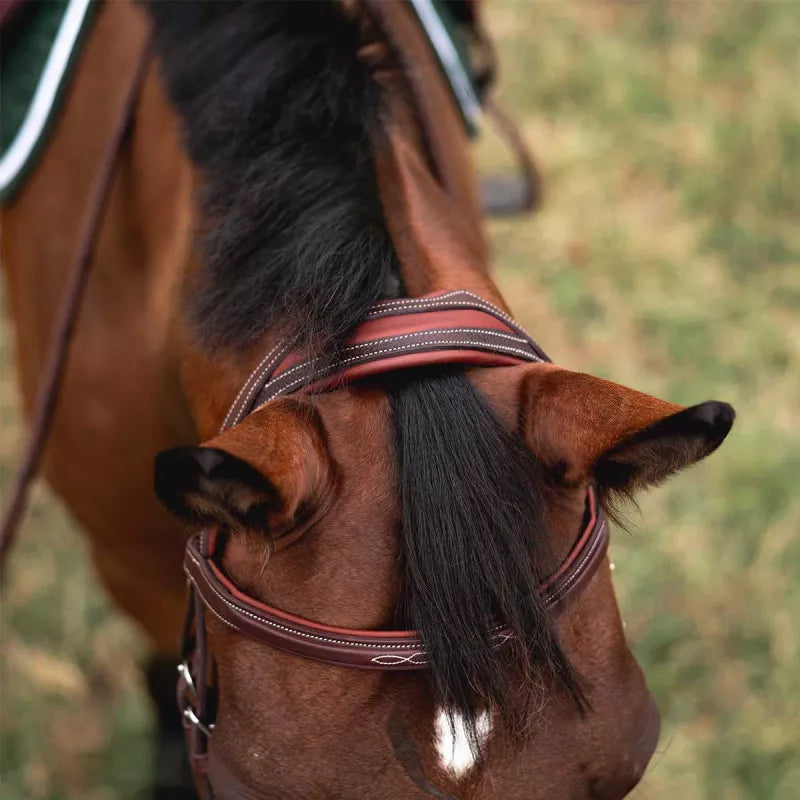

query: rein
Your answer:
[0,38,152,576]
[179,291,609,787]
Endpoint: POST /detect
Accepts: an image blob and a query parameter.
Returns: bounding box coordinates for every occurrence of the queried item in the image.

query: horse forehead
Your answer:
[312,386,394,450]
[313,366,528,430]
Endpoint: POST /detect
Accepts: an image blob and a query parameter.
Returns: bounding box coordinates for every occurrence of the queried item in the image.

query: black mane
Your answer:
[147,0,397,354]
[147,0,581,741]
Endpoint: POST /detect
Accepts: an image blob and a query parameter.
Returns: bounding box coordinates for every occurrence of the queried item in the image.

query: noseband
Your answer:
[179,290,609,790]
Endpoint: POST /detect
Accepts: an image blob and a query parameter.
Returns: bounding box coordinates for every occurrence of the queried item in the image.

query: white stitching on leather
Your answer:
[186,551,422,650]
[368,630,514,663]
[222,323,527,432]
[250,330,536,407]
[371,652,429,665]
[220,345,279,431]
[263,328,531,389]
[222,292,544,432]
[229,343,290,427]
[542,520,607,605]
[367,290,464,312]
[260,339,538,404]
[370,298,511,322]
[368,291,511,321]
[220,343,284,432]
[187,575,241,633]
[348,327,527,346]
[186,512,600,660]
[367,293,520,330]
[263,331,535,391]
[254,337,540,410]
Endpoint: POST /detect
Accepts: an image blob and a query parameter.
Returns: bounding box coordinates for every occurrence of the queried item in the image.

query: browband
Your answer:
[220,290,549,432]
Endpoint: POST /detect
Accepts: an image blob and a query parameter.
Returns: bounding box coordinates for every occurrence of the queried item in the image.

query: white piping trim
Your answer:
[0,0,93,195]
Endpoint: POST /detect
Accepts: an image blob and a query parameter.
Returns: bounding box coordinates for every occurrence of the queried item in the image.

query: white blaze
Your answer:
[434,708,492,778]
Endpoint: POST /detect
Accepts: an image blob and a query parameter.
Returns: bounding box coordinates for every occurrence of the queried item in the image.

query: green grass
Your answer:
[2,2,799,797]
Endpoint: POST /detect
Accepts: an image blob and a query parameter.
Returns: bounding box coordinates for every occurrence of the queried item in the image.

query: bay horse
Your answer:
[1,2,734,798]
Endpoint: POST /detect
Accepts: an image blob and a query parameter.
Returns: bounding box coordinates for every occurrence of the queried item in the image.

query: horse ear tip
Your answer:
[693,400,735,442]
[155,446,226,477]
[153,446,205,504]
[192,447,227,476]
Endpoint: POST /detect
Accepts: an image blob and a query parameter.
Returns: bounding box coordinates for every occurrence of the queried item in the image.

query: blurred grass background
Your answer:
[1,1,799,798]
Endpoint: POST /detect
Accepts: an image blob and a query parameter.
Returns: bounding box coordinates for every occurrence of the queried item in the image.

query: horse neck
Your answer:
[375,132,506,307]
[370,80,507,311]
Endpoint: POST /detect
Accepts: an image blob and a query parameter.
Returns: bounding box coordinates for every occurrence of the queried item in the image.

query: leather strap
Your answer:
[0,36,152,576]
[220,290,548,432]
[183,489,607,671]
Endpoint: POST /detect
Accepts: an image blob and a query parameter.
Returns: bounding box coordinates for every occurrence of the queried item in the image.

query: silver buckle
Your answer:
[177,661,196,697]
[183,706,215,738]
[178,661,214,738]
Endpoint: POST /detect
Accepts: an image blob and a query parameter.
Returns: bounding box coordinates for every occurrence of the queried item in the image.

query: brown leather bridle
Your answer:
[178,290,609,789]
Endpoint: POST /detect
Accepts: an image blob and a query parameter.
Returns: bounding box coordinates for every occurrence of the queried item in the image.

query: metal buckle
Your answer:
[178,661,196,698]
[183,706,215,738]
[178,661,215,738]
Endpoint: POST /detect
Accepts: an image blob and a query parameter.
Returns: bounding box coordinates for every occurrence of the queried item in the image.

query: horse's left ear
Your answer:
[154,399,331,534]
[521,364,735,494]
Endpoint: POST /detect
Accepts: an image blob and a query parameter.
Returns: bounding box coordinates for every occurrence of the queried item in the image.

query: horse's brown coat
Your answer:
[1,2,732,797]
[1,2,195,650]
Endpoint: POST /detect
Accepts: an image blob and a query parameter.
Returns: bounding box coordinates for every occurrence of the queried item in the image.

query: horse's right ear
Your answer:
[154,399,332,535]
[521,364,734,496]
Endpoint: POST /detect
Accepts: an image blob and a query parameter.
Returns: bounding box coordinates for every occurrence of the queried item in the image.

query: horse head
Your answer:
[146,2,733,797]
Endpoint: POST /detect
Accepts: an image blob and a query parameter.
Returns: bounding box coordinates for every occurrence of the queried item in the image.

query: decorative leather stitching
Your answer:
[184,509,606,667]
[542,520,607,605]
[368,298,531,338]
[255,337,540,410]
[348,326,528,346]
[366,294,541,346]
[367,291,517,329]
[221,293,547,433]
[371,652,429,665]
[220,342,285,432]
[186,550,424,651]
[230,350,287,427]
[255,328,533,398]
[264,327,533,388]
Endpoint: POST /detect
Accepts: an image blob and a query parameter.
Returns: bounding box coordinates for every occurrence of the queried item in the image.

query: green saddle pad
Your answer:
[0,0,96,201]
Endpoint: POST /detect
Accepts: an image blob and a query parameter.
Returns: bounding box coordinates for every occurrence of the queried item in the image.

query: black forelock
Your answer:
[390,369,585,744]
[146,0,581,743]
